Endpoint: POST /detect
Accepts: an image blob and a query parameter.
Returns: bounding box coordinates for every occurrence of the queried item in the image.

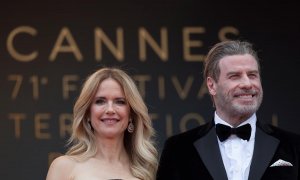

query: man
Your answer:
[156,40,300,180]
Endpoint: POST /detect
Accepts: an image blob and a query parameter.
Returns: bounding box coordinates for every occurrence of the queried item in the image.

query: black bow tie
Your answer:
[215,123,251,142]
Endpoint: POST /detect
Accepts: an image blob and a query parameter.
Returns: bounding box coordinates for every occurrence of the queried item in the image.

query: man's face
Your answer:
[207,54,263,119]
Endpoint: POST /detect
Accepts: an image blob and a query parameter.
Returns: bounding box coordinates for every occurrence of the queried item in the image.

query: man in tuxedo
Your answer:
[156,40,300,180]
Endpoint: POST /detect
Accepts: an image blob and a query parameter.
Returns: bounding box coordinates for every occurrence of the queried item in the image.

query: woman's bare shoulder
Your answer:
[46,155,77,180]
[49,155,78,171]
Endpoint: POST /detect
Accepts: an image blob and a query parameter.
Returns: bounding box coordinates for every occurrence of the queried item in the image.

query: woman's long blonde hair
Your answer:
[66,67,158,180]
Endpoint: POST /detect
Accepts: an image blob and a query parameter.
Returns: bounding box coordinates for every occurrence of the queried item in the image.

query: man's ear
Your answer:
[207,77,217,95]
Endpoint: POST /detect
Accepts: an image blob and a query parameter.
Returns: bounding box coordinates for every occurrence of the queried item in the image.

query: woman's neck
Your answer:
[94,136,129,163]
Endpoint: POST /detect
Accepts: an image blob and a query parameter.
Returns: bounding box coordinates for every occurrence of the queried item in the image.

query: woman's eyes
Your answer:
[115,99,126,105]
[94,98,127,105]
[95,98,105,104]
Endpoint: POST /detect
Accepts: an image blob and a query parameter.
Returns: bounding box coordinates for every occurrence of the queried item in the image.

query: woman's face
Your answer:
[90,78,130,139]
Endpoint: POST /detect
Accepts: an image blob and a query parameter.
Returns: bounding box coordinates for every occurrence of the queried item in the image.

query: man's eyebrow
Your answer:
[226,71,241,76]
[247,70,259,74]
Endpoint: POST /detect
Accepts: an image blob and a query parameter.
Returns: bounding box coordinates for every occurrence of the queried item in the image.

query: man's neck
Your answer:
[215,111,254,127]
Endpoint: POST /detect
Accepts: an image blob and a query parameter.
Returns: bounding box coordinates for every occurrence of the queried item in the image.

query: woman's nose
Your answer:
[105,102,116,114]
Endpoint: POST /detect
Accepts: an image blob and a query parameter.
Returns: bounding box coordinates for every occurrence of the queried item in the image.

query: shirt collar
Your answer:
[214,112,257,140]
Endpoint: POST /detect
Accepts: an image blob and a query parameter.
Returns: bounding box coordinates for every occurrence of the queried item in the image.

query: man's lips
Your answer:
[234,94,255,98]
[234,89,257,98]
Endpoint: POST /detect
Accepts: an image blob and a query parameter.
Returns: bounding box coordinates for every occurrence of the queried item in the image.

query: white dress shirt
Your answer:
[214,112,256,180]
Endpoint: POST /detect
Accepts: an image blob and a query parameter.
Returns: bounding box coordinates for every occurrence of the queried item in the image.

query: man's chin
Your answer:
[233,104,258,115]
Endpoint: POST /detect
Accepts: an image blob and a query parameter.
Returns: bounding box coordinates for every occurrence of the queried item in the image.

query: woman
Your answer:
[46,67,158,180]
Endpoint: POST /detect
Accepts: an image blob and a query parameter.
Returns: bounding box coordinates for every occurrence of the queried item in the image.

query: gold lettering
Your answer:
[139,27,168,61]
[35,113,51,139]
[8,74,23,99]
[62,75,79,99]
[272,114,278,127]
[180,113,205,132]
[150,113,173,138]
[149,113,159,121]
[183,27,205,62]
[59,113,73,138]
[197,81,209,99]
[7,26,38,62]
[158,75,165,100]
[48,152,62,167]
[166,114,173,137]
[49,27,83,61]
[8,113,26,138]
[94,27,124,61]
[218,26,239,41]
[132,75,151,98]
[171,76,194,100]
[29,75,40,100]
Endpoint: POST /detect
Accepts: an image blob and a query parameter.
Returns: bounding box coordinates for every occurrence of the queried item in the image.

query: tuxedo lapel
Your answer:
[248,126,279,180]
[194,125,228,180]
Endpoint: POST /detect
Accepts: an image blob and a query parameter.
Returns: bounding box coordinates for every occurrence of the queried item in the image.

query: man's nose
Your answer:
[239,75,252,89]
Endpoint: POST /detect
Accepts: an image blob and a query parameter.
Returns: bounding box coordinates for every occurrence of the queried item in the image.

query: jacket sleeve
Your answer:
[156,137,180,180]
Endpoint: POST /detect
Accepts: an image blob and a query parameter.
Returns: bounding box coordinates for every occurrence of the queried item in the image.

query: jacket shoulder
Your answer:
[165,122,213,145]
[262,124,300,146]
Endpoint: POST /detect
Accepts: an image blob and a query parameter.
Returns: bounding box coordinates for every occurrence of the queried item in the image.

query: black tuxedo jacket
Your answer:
[157,120,300,180]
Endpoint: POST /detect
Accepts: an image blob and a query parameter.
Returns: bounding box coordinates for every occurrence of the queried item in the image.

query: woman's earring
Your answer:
[127,118,134,133]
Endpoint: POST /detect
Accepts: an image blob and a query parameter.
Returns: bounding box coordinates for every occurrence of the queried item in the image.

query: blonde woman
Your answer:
[47,67,158,180]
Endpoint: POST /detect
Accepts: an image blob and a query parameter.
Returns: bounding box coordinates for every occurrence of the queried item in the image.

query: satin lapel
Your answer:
[194,126,228,180]
[248,127,279,180]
